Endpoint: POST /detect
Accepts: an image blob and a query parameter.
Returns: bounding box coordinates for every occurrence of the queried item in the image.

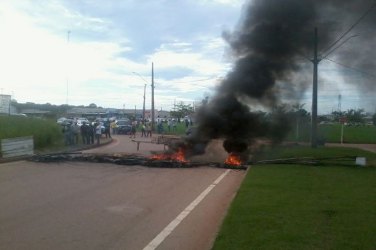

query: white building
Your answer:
[0,94,11,114]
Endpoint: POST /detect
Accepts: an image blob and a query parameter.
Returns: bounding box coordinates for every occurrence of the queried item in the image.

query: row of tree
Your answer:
[11,100,105,118]
[10,99,376,126]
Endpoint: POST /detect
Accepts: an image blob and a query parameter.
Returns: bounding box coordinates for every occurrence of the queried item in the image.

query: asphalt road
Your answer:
[0,135,246,250]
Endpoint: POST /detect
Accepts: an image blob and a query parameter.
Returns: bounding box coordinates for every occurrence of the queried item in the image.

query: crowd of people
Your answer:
[61,120,112,146]
[61,117,194,145]
[139,122,152,138]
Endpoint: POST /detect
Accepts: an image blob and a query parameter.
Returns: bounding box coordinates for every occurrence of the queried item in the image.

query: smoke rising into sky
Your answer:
[186,0,376,158]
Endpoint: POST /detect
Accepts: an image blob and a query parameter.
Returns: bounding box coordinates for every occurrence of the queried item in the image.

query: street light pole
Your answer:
[66,30,71,105]
[132,72,148,122]
[143,83,146,122]
[151,62,155,131]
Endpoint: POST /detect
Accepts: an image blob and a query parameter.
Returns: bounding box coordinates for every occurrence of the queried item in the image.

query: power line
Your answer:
[320,1,376,56]
[324,57,376,78]
[321,34,358,59]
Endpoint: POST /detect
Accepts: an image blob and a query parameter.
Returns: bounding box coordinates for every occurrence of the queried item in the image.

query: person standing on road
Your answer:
[110,120,117,135]
[88,123,95,144]
[71,121,80,144]
[146,122,152,137]
[80,122,88,144]
[104,120,111,139]
[141,123,146,137]
[157,121,163,134]
[130,120,136,139]
[95,123,102,145]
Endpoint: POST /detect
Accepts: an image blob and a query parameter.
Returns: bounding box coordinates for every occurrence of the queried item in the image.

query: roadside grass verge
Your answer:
[288,124,376,144]
[213,147,376,250]
[0,116,63,150]
[254,145,376,167]
[319,124,376,144]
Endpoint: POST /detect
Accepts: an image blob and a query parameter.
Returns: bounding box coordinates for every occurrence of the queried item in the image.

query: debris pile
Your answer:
[29,153,248,170]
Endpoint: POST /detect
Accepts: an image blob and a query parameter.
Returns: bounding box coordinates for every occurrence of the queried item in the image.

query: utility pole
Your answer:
[151,62,155,131]
[311,27,320,148]
[66,30,71,105]
[143,84,146,122]
[131,71,148,122]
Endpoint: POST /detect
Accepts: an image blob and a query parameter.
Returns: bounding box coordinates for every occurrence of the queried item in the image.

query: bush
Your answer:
[0,116,63,150]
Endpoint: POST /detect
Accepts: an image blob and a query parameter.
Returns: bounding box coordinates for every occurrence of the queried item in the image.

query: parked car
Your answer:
[76,118,89,126]
[58,118,73,126]
[116,119,132,134]
[57,117,67,124]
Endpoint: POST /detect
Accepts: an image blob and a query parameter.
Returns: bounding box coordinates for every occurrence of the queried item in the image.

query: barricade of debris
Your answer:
[29,152,248,170]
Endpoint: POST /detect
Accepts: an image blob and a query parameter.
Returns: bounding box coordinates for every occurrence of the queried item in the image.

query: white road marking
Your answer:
[143,169,231,250]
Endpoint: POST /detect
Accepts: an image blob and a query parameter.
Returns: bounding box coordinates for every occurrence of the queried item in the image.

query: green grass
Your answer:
[254,145,376,167]
[288,124,376,144]
[322,124,376,144]
[0,116,63,150]
[161,122,376,144]
[213,147,376,250]
[149,122,190,135]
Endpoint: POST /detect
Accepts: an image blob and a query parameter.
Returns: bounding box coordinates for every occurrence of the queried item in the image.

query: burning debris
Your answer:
[180,0,376,161]
[224,153,243,166]
[150,147,187,163]
[29,152,248,170]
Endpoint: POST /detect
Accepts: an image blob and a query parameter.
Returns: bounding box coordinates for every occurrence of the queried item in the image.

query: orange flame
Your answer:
[151,147,187,162]
[225,153,242,166]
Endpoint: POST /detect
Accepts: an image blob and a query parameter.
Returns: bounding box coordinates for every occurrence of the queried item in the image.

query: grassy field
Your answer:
[254,145,376,167]
[213,146,376,250]
[155,122,190,135]
[0,116,63,150]
[166,122,376,144]
[323,124,376,144]
[289,123,376,144]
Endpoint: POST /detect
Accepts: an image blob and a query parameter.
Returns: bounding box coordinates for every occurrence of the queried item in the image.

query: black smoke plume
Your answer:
[185,0,376,160]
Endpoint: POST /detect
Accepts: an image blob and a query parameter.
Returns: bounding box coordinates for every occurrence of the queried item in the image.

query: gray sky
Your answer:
[0,0,374,113]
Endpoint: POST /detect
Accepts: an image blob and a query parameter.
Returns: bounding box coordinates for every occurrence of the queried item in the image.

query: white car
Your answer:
[57,117,67,124]
[76,118,90,126]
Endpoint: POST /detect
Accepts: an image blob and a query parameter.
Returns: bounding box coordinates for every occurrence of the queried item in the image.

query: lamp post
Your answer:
[142,84,146,121]
[132,72,148,122]
[151,62,155,131]
[66,30,70,105]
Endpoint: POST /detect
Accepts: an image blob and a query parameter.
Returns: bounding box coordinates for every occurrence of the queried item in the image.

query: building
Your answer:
[66,107,163,121]
[20,109,50,118]
[0,94,11,114]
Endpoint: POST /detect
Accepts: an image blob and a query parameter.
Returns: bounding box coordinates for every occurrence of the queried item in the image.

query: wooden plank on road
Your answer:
[1,136,34,158]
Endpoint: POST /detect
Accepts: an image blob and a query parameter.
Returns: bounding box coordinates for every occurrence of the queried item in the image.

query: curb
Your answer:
[0,138,114,164]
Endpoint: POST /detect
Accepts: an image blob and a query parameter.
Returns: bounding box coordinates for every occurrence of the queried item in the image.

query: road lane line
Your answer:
[143,169,231,250]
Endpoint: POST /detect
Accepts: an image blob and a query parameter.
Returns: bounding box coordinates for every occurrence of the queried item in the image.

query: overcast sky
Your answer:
[0,0,374,113]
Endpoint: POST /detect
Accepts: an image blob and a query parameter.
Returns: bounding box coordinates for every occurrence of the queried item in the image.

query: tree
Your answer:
[331,110,346,122]
[88,103,97,108]
[345,108,366,124]
[170,102,194,120]
[372,113,376,126]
